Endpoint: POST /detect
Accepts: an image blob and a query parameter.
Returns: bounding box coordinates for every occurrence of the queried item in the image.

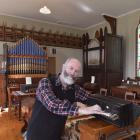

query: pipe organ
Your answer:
[4,36,48,87]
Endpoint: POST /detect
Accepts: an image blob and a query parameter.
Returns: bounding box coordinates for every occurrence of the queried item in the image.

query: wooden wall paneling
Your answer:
[42,33,48,45]
[0,25,82,49]
[48,57,56,76]
[0,26,5,41]
[64,36,68,46]
[32,31,40,44]
[23,29,33,38]
[48,33,53,45]
[38,32,44,45]
[15,28,24,41]
[5,27,15,42]
[0,74,6,107]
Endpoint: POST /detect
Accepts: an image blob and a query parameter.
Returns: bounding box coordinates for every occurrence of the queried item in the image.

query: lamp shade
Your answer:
[39,6,51,14]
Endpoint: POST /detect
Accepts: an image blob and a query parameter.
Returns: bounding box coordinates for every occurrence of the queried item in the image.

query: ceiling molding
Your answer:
[0,13,84,31]
[85,21,106,30]
[117,8,140,18]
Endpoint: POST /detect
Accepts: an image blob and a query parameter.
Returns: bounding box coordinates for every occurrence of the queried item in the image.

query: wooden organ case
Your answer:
[4,36,48,104]
[82,16,123,90]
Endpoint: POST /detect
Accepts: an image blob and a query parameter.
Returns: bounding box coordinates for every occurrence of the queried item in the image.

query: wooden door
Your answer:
[48,57,56,76]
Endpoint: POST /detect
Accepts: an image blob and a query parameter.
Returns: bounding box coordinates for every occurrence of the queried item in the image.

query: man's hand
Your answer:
[76,102,87,108]
[78,104,103,115]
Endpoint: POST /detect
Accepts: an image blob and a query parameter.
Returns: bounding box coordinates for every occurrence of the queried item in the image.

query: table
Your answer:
[111,85,140,99]
[78,117,140,140]
[11,91,35,120]
[83,82,99,94]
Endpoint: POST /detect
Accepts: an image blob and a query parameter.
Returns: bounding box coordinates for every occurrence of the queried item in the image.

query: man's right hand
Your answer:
[78,104,103,115]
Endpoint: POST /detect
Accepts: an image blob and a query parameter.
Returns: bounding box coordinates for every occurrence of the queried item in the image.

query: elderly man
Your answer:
[26,57,104,140]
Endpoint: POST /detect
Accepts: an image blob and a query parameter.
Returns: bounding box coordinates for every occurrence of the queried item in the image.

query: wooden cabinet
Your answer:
[78,118,119,140]
[111,86,127,99]
[82,33,123,90]
[78,118,140,140]
[0,74,6,107]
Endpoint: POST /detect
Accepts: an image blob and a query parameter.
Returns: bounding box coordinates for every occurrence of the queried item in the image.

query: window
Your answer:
[136,22,140,77]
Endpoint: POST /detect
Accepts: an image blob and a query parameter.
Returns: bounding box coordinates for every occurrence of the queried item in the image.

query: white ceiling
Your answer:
[0,0,140,29]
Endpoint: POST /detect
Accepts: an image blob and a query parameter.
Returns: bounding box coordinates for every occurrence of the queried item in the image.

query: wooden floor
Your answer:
[0,112,24,140]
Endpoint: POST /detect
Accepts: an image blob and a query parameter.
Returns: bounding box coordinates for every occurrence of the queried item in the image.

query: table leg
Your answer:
[19,99,21,120]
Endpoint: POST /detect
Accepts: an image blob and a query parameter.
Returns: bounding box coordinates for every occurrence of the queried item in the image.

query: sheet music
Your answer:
[14,91,26,95]
[26,77,32,84]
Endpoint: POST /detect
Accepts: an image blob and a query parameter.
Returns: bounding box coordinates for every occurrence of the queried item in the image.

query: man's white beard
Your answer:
[61,71,74,85]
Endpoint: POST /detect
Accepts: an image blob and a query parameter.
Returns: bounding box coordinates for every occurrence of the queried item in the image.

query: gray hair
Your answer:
[64,57,81,67]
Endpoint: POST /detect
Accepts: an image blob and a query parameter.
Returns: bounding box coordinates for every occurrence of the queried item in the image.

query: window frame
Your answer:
[136,20,140,77]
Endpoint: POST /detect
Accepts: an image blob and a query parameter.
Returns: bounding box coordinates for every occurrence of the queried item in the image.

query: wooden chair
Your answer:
[7,86,20,117]
[21,97,35,134]
[125,91,136,101]
[124,91,140,104]
[100,88,107,96]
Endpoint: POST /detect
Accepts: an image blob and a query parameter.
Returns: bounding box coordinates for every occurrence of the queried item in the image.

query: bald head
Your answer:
[64,58,81,71]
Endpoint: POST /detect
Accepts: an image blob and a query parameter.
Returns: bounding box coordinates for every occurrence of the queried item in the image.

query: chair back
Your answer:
[125,91,136,100]
[100,88,107,96]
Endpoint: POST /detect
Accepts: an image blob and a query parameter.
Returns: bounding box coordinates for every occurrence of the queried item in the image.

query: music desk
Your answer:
[78,118,140,140]
[11,91,35,120]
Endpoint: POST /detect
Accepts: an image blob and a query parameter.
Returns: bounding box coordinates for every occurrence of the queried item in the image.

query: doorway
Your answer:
[48,57,56,76]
